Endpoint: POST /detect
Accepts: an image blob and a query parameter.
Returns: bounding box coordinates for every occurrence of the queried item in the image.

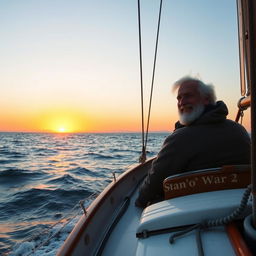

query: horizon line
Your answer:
[0,130,170,134]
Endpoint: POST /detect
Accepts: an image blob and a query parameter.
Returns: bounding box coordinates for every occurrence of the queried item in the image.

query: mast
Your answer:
[237,0,256,227]
[247,0,256,227]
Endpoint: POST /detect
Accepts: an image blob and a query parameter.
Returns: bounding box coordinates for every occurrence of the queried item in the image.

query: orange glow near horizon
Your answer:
[0,111,172,133]
[0,106,93,133]
[0,104,251,133]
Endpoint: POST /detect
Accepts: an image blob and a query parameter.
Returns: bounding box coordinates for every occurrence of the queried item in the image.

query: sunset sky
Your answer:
[0,0,251,133]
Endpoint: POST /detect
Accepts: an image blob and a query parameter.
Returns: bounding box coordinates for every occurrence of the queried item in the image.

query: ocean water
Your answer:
[0,132,168,255]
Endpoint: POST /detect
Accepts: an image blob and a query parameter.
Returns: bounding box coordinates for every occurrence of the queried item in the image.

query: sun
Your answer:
[44,113,75,133]
[38,107,90,133]
[50,121,74,133]
[57,126,68,133]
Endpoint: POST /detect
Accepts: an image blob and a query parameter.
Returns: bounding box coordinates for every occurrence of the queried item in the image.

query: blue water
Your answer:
[0,132,168,255]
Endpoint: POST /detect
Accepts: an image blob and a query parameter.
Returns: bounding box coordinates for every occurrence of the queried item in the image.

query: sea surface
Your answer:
[0,132,168,255]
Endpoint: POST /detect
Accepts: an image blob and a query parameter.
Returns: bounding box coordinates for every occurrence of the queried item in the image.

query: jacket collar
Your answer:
[174,101,228,130]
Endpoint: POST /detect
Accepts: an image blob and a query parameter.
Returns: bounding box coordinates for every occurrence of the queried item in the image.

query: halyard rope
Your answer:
[137,0,146,163]
[145,0,163,152]
[137,0,163,163]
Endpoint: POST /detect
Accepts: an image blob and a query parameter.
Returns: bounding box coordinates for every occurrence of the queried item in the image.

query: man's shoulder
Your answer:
[224,119,248,130]
[228,119,250,135]
[171,119,248,138]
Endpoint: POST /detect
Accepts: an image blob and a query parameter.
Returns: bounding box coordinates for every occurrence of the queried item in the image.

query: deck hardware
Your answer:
[80,200,87,216]
[136,224,194,239]
[112,172,116,182]
[142,230,148,238]
[245,30,248,40]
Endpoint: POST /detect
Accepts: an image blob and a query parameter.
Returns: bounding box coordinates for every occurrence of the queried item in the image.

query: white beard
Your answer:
[179,104,205,125]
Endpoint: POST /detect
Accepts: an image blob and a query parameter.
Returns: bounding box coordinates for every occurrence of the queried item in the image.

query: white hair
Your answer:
[172,76,216,104]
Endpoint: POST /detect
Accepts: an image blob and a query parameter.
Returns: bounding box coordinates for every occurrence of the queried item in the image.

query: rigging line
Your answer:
[145,0,163,151]
[137,0,146,157]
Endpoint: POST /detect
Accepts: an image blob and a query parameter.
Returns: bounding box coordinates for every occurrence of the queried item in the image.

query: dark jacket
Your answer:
[135,101,251,208]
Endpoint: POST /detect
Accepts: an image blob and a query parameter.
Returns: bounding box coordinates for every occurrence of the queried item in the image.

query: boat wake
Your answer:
[10,195,97,256]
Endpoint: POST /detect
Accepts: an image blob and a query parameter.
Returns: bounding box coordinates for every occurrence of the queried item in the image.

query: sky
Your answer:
[0,0,251,133]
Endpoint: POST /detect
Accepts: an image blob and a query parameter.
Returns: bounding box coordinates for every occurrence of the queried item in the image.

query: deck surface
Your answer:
[102,189,248,256]
[102,189,142,256]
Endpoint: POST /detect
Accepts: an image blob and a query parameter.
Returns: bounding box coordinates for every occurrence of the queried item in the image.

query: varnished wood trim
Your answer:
[226,223,252,256]
[164,165,250,200]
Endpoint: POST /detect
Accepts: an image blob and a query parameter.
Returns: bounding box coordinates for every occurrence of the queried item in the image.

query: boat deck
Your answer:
[102,188,249,256]
[102,189,143,256]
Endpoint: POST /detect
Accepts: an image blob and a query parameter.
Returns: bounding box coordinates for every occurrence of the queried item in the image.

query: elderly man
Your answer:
[135,76,251,208]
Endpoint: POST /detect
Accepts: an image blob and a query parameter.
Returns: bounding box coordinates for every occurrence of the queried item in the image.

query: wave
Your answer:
[86,152,116,159]
[33,148,58,155]
[0,147,11,154]
[0,187,92,220]
[67,167,103,177]
[46,174,81,185]
[13,187,92,203]
[110,148,140,153]
[0,159,19,164]
[0,169,44,184]
[54,188,92,199]
[0,151,27,158]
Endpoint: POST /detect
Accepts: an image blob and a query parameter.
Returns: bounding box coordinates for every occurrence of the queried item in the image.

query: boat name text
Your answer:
[164,173,238,191]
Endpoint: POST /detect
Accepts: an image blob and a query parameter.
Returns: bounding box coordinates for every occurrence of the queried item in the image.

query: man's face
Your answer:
[177,82,209,125]
[177,82,207,113]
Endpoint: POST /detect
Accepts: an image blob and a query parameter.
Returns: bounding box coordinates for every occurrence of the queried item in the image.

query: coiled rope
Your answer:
[137,0,163,163]
[169,185,252,256]
[136,186,252,241]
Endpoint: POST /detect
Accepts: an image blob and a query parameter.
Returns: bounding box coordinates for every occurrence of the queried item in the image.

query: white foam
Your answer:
[11,215,80,256]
